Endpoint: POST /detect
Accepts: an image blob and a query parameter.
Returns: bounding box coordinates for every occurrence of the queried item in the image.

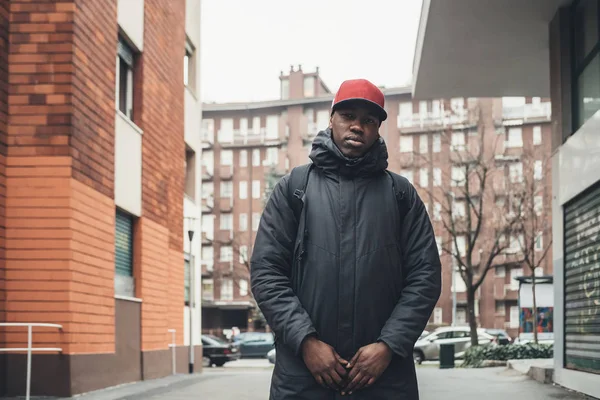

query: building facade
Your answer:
[0,0,202,397]
[201,67,553,339]
[412,0,600,397]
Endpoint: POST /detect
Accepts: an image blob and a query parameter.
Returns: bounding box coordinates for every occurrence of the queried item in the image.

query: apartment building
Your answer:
[0,0,202,397]
[201,67,552,339]
[412,1,600,396]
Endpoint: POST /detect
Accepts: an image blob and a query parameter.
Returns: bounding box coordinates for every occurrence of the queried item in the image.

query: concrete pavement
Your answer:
[51,362,593,400]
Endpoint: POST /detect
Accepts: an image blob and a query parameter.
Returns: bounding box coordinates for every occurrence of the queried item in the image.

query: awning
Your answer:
[412,0,570,99]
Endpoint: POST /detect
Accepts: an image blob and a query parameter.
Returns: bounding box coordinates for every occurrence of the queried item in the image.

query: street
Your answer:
[134,361,590,400]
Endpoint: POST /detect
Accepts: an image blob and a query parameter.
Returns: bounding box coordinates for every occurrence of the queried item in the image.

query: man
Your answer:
[251,79,442,399]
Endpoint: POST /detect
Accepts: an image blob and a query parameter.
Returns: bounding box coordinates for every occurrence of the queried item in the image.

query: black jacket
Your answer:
[251,130,442,399]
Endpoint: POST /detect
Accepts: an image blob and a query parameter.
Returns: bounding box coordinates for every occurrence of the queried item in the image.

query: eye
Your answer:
[364,118,376,125]
[342,113,355,120]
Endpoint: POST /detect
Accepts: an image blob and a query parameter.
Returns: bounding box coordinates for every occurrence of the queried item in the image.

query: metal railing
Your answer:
[0,323,63,400]
[168,329,177,375]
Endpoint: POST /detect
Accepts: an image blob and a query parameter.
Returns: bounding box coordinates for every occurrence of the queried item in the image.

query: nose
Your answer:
[349,118,364,133]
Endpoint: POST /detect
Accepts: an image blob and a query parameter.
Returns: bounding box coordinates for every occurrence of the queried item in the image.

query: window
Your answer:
[202,246,213,271]
[281,78,289,100]
[435,236,443,255]
[266,115,279,139]
[237,118,248,136]
[252,117,261,134]
[239,214,248,231]
[433,168,442,186]
[116,37,135,120]
[202,150,214,176]
[115,209,135,296]
[451,166,466,186]
[184,39,196,91]
[574,0,600,129]
[496,266,506,277]
[202,279,214,301]
[240,150,248,167]
[534,160,543,180]
[535,232,543,252]
[220,150,233,166]
[221,279,233,301]
[451,97,464,113]
[419,168,428,188]
[220,181,232,197]
[496,301,505,315]
[419,101,428,119]
[252,149,260,166]
[399,135,413,153]
[510,267,523,291]
[201,214,214,241]
[433,202,442,221]
[184,148,196,200]
[532,97,541,107]
[239,245,248,264]
[419,134,428,153]
[510,306,520,328]
[433,307,443,324]
[534,195,543,215]
[455,236,466,256]
[456,309,467,325]
[510,235,524,252]
[432,133,441,152]
[252,180,261,199]
[220,213,232,230]
[453,269,466,293]
[219,118,234,142]
[316,110,329,131]
[401,169,413,183]
[252,213,261,231]
[509,163,523,183]
[453,201,466,219]
[239,279,249,297]
[220,246,233,262]
[507,127,523,147]
[399,102,413,120]
[304,76,315,97]
[265,147,278,166]
[502,97,526,107]
[239,181,248,199]
[451,132,465,151]
[533,126,542,145]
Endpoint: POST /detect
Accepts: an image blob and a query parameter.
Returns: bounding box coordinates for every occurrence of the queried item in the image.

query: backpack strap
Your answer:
[288,163,314,223]
[386,170,411,226]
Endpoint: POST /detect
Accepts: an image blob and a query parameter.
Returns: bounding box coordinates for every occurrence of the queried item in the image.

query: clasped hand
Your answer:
[301,337,393,395]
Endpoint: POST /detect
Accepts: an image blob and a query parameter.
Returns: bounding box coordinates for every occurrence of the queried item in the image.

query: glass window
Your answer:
[239,181,248,199]
[239,214,248,231]
[435,236,443,255]
[432,133,441,153]
[239,150,248,167]
[220,150,233,166]
[534,160,543,180]
[252,180,261,199]
[400,135,413,153]
[239,118,248,135]
[252,117,261,134]
[451,166,466,186]
[401,169,413,183]
[281,79,289,100]
[419,134,428,153]
[202,279,214,301]
[433,307,443,324]
[574,0,599,67]
[433,202,442,221]
[239,245,248,264]
[507,127,523,147]
[509,163,523,183]
[265,148,278,166]
[451,132,465,151]
[433,168,442,186]
[576,53,600,129]
[116,37,135,120]
[419,168,428,188]
[304,76,315,97]
[220,246,233,262]
[239,279,249,297]
[252,149,260,166]
[533,126,542,145]
[252,213,261,231]
[453,201,466,218]
[220,213,232,230]
[221,278,233,301]
[220,181,233,197]
[535,232,543,252]
[219,118,234,142]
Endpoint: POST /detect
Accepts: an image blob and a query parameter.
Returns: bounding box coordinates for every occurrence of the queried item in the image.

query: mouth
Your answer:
[344,136,364,147]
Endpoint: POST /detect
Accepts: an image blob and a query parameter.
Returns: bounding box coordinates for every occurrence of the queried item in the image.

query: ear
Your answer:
[329,113,333,129]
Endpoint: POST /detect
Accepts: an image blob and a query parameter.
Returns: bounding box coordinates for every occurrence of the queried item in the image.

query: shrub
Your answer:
[462,343,553,368]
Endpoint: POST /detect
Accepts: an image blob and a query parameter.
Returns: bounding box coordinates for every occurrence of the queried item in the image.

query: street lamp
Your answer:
[186,218,196,374]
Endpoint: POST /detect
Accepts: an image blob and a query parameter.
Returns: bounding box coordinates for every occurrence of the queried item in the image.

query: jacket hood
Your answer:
[309,128,389,177]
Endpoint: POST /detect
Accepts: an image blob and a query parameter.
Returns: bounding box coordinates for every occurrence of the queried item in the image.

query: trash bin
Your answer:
[439,344,455,369]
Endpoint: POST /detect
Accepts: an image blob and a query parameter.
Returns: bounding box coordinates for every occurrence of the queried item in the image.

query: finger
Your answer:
[322,373,336,391]
[335,361,348,377]
[366,377,376,387]
[349,375,371,395]
[344,371,363,394]
[315,375,326,388]
[328,370,344,390]
[348,350,361,368]
[337,355,349,368]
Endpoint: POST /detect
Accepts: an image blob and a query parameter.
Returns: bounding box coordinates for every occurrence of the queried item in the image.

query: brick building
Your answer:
[0,0,202,397]
[201,66,553,338]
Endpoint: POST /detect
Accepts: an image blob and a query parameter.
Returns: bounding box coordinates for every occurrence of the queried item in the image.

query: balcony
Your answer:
[502,102,551,124]
[201,231,213,245]
[201,195,214,213]
[201,165,213,181]
[201,129,214,148]
[219,196,233,212]
[219,129,284,147]
[397,110,472,133]
[219,164,233,180]
[215,229,233,244]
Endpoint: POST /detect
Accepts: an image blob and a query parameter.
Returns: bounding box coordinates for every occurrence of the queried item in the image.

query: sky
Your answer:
[200,0,423,103]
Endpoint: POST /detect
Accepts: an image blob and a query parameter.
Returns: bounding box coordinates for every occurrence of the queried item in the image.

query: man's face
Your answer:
[330,103,381,158]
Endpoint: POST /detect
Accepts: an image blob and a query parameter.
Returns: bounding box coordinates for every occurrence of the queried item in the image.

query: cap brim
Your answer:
[332,98,388,122]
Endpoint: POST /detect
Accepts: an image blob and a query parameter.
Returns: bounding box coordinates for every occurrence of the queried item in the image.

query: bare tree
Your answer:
[413,100,521,346]
[511,152,553,344]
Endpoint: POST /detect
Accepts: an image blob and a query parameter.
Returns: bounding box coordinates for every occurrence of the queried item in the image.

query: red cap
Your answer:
[331,79,387,121]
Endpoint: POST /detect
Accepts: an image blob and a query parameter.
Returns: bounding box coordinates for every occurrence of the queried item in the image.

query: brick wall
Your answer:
[0,0,8,350]
[139,0,185,251]
[71,0,117,199]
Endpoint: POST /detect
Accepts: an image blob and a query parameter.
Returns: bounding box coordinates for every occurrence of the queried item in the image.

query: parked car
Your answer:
[233,332,275,358]
[201,334,241,367]
[412,327,505,364]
